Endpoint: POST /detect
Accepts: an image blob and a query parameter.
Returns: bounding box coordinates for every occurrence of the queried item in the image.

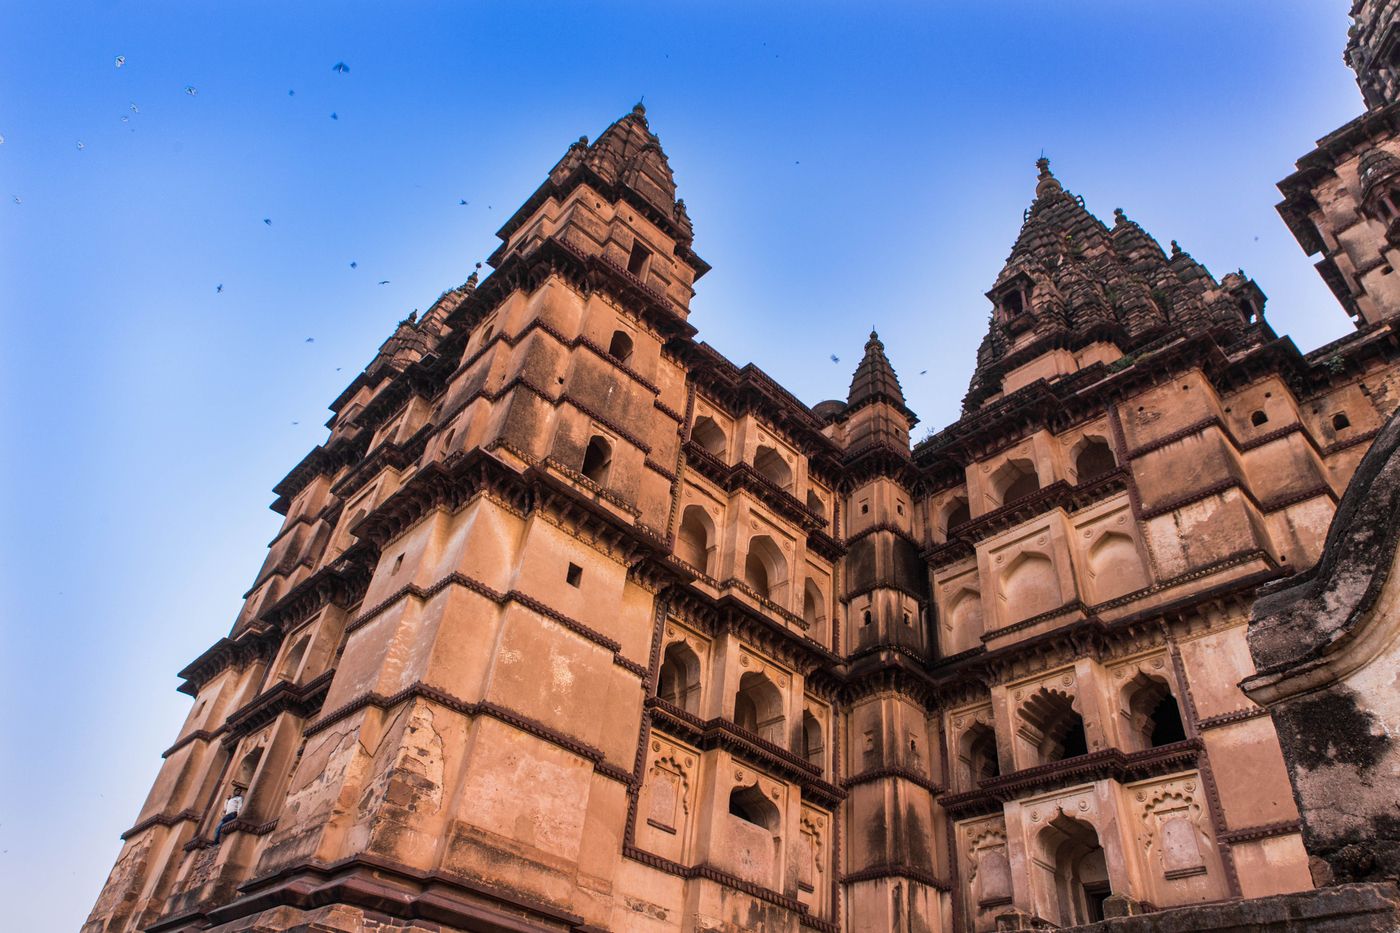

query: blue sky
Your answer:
[0,1,1364,927]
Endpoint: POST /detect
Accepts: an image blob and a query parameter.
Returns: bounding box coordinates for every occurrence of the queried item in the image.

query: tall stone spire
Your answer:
[847,329,909,412]
[962,160,1269,412]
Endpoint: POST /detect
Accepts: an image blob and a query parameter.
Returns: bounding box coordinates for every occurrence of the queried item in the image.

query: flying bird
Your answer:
[920,370,928,375]
[130,102,139,113]
[76,140,85,150]
[12,195,20,204]
[332,62,350,74]
[184,85,197,96]
[263,218,272,225]
[330,112,338,120]
[349,261,358,269]
[288,89,295,96]
[378,280,390,285]
[216,284,223,293]
[459,199,468,205]
[114,55,125,68]
[305,337,315,343]
[830,354,839,363]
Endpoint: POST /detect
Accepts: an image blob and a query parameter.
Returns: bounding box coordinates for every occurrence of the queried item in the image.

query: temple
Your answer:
[86,4,1400,932]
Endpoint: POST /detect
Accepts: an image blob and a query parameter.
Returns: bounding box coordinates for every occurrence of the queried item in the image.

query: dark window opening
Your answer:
[1148,694,1187,747]
[581,435,612,484]
[566,563,583,587]
[1333,412,1351,431]
[862,609,873,626]
[627,241,651,278]
[1002,290,1025,317]
[728,784,779,829]
[1083,883,1111,923]
[860,502,870,514]
[1250,410,1269,427]
[391,554,404,574]
[607,330,634,364]
[945,500,971,532]
[1004,469,1041,503]
[1075,439,1117,484]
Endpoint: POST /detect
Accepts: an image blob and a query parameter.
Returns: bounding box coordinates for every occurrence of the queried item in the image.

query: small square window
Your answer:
[566,563,583,587]
[860,502,870,515]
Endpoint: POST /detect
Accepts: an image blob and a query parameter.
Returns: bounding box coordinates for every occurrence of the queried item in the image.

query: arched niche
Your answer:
[958,721,1001,789]
[1120,672,1186,751]
[1018,687,1088,765]
[657,641,702,714]
[1074,437,1117,484]
[581,435,613,485]
[744,534,788,604]
[754,445,793,491]
[992,458,1041,506]
[1036,814,1111,926]
[676,504,715,575]
[1000,551,1062,624]
[733,670,785,744]
[691,416,727,460]
[1086,531,1149,603]
[801,709,825,769]
[802,579,827,641]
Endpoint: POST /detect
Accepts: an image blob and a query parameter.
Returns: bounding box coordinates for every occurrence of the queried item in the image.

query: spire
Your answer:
[847,329,908,411]
[1035,157,1064,198]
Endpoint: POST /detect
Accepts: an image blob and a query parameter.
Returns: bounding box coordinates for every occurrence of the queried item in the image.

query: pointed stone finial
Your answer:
[1170,239,1183,256]
[632,99,647,117]
[1113,208,1127,224]
[1035,157,1063,197]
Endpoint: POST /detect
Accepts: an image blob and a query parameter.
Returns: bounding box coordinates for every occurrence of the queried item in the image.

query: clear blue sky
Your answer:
[0,1,1364,927]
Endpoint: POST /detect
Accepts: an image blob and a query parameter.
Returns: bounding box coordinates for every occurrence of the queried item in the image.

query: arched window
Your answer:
[581,435,613,485]
[744,535,787,603]
[1038,814,1111,926]
[802,580,826,636]
[657,641,702,714]
[691,416,727,459]
[1333,412,1351,431]
[1019,689,1088,765]
[1250,410,1269,427]
[607,330,634,365]
[806,490,826,521]
[753,445,792,491]
[728,783,780,830]
[278,633,311,682]
[960,722,1001,788]
[676,505,715,575]
[944,498,971,535]
[231,747,264,797]
[801,710,825,768]
[733,671,785,744]
[993,458,1041,505]
[1122,674,1186,751]
[1074,439,1117,484]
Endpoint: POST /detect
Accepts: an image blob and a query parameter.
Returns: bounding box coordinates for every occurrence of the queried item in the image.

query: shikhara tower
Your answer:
[87,5,1400,932]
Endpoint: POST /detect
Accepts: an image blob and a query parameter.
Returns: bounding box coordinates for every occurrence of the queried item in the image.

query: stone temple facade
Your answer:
[85,5,1400,932]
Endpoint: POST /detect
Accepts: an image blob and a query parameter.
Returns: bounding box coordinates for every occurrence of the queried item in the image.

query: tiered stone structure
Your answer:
[85,5,1400,931]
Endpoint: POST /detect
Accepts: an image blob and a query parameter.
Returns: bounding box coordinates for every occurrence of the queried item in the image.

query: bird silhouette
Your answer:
[263,218,272,225]
[216,284,223,294]
[114,55,125,68]
[332,62,350,74]
[305,337,315,343]
[378,280,390,285]
[184,86,197,96]
[349,261,357,269]
[330,112,338,120]
[459,199,468,205]
[920,370,928,375]
[288,89,295,96]
[830,354,839,363]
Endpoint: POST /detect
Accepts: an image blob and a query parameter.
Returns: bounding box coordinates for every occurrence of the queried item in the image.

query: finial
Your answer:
[1035,156,1063,197]
[1113,207,1126,223]
[1170,239,1182,256]
[633,98,646,116]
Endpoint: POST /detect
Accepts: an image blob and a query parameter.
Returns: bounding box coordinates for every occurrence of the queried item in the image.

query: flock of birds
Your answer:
[7,52,927,428]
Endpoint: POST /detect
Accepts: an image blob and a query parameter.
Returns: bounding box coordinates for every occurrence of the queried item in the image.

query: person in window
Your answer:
[213,787,245,843]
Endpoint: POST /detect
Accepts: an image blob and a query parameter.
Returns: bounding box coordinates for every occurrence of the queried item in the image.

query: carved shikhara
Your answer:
[86,16,1400,930]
